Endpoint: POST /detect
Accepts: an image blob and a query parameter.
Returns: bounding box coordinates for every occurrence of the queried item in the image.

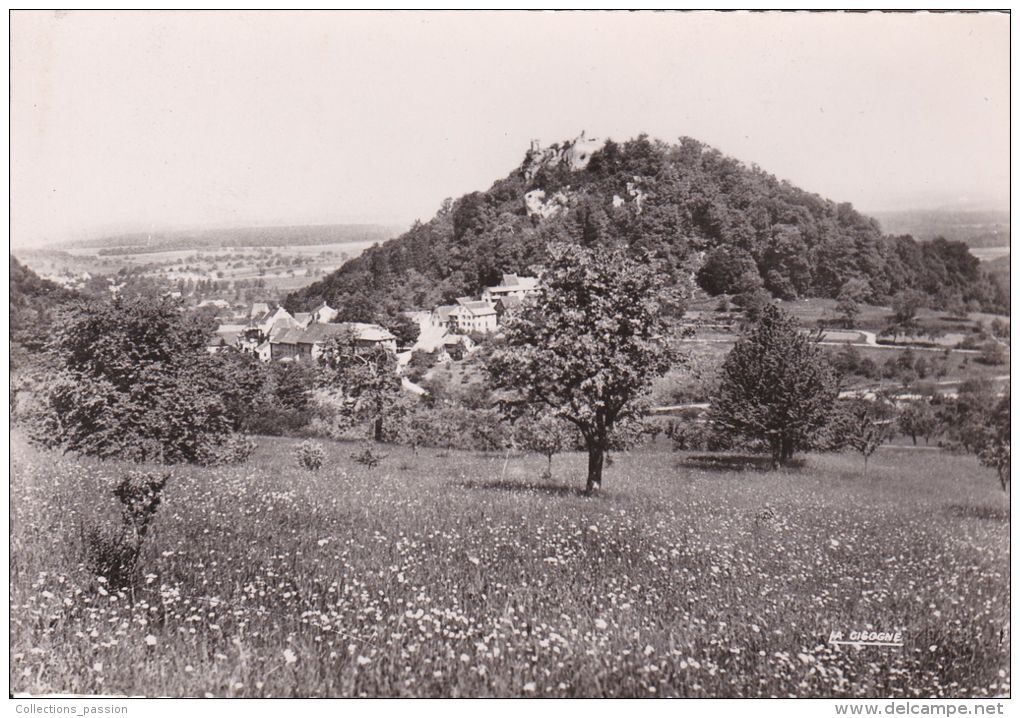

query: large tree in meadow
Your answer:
[35,292,242,463]
[318,329,402,442]
[486,243,683,494]
[711,303,840,468]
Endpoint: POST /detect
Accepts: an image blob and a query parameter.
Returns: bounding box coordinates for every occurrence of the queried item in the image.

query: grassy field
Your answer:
[10,433,1009,698]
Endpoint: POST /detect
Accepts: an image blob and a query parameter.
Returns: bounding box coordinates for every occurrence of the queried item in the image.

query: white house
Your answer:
[448,298,497,334]
[481,273,540,303]
[310,302,339,324]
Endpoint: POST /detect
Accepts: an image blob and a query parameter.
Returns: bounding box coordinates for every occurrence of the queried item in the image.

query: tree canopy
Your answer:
[31,292,241,463]
[317,329,403,442]
[711,303,841,467]
[286,135,1006,319]
[486,243,683,494]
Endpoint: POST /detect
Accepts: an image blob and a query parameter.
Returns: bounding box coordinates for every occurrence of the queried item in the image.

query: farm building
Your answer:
[448,297,497,333]
[268,322,397,362]
[481,273,540,302]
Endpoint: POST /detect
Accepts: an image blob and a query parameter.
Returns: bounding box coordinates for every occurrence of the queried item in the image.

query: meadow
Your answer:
[9,433,1010,698]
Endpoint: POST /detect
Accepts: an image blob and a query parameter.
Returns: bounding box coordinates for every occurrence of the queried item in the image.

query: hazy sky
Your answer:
[10,10,1010,247]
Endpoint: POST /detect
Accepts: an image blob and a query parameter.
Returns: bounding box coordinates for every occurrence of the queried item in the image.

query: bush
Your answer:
[81,470,170,590]
[351,445,386,468]
[977,341,1006,366]
[295,440,326,471]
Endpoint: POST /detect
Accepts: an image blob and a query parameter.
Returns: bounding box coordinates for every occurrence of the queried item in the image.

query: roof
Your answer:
[268,316,301,337]
[250,302,271,319]
[452,300,496,317]
[485,274,539,294]
[498,295,523,310]
[312,301,333,312]
[270,322,396,346]
[293,312,312,325]
[433,305,457,320]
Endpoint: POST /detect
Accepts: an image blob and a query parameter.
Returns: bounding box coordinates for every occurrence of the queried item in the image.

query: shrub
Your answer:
[351,445,386,468]
[977,341,1006,366]
[81,470,170,590]
[295,440,326,471]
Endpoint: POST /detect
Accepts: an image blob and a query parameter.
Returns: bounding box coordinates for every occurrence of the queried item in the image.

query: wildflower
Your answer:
[594,618,608,630]
[523,682,536,693]
[357,655,372,666]
[144,635,157,646]
[283,648,297,664]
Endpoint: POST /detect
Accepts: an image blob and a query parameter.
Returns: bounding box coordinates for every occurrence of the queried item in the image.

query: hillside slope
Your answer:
[10,255,79,364]
[286,135,1006,319]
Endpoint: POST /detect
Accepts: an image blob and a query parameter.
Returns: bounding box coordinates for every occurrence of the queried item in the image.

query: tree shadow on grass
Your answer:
[943,504,1010,522]
[454,479,588,498]
[679,453,806,473]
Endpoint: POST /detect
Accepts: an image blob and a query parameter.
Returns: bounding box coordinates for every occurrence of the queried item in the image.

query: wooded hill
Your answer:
[10,255,79,364]
[283,134,1004,319]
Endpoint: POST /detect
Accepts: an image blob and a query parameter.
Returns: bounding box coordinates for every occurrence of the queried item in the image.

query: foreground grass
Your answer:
[10,433,1009,697]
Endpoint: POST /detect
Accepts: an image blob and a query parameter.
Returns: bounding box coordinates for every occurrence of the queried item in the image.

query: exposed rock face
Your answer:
[522,131,604,180]
[626,177,647,212]
[524,188,571,219]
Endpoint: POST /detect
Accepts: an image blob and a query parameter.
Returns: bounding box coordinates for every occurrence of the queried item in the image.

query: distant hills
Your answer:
[870,209,1010,248]
[287,134,1007,319]
[55,224,404,255]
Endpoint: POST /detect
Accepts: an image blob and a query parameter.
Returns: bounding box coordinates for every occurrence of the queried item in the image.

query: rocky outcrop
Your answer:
[522,131,604,180]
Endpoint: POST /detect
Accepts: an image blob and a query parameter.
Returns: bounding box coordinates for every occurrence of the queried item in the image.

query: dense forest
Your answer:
[302,139,993,320]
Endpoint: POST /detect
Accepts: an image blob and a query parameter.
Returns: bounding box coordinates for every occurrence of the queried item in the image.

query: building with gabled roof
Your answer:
[449,297,497,334]
[310,302,338,324]
[481,273,540,302]
[268,321,397,362]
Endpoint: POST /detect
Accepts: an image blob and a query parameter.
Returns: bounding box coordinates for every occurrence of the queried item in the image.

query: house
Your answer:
[480,273,540,303]
[267,322,398,362]
[448,297,497,334]
[310,302,338,324]
[430,304,458,329]
[248,305,294,337]
[292,312,313,328]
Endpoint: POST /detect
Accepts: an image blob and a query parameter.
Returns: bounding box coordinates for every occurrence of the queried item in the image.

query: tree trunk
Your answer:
[373,416,384,442]
[911,434,917,446]
[782,437,795,465]
[770,438,782,470]
[585,446,604,495]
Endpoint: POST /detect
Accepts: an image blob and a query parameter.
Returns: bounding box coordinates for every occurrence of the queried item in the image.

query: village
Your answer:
[207,272,542,372]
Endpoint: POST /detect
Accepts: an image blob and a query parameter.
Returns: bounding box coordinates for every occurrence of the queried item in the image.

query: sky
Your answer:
[10,10,1010,247]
